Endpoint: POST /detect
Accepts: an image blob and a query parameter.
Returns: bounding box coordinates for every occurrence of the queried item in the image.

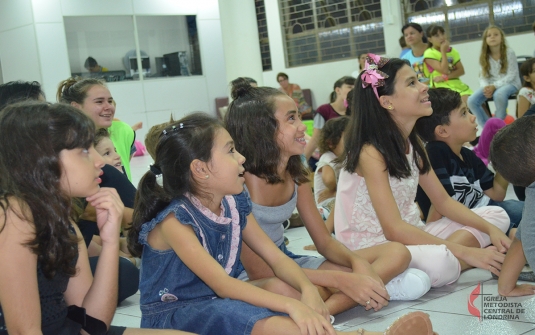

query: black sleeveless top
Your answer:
[0,227,80,335]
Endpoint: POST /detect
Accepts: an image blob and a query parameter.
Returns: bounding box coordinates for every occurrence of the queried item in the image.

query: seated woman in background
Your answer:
[277,72,312,119]
[401,22,429,82]
[517,58,535,118]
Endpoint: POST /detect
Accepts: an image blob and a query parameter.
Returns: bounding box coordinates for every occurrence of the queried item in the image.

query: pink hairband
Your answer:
[361,53,389,100]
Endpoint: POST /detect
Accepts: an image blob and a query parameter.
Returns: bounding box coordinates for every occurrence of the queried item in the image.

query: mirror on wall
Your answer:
[64,15,202,82]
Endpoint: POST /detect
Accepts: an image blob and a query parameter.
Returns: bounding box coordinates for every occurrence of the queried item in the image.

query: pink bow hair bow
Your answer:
[361,53,390,100]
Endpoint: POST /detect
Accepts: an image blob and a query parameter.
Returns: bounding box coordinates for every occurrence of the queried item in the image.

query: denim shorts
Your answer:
[140,296,285,335]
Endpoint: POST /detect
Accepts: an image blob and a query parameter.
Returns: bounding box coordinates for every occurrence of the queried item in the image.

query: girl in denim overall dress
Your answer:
[127,113,435,335]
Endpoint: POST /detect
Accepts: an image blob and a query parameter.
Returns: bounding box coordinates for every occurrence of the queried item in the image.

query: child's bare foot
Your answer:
[304,244,317,251]
[348,311,435,335]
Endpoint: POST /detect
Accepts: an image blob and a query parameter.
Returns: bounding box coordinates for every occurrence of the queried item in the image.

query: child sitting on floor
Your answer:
[415,88,523,238]
[314,116,349,221]
[490,116,535,294]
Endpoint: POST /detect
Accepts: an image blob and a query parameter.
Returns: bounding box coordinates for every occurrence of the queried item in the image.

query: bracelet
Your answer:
[442,74,449,81]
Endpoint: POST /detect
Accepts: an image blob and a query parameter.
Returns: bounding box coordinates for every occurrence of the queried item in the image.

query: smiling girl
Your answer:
[57,78,135,180]
[334,55,511,288]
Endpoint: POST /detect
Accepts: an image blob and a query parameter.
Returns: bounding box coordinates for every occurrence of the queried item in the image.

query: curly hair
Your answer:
[0,102,95,279]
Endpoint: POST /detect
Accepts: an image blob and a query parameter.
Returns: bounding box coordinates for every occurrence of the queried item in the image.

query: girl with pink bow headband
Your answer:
[334,55,511,298]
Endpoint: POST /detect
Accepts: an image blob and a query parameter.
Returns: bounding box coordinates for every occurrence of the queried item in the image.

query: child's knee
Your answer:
[409,245,460,287]
[389,242,412,269]
[473,206,510,233]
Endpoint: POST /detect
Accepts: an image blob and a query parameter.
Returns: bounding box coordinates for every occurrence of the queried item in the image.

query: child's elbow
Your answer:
[382,225,399,242]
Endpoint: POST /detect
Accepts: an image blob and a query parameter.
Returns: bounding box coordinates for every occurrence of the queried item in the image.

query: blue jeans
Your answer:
[488,199,524,233]
[467,84,518,127]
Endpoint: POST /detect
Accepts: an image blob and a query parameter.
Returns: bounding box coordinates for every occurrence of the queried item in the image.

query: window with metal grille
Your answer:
[256,0,272,71]
[403,0,535,42]
[278,0,385,67]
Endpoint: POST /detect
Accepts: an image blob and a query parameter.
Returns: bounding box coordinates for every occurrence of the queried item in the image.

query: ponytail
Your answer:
[128,170,171,257]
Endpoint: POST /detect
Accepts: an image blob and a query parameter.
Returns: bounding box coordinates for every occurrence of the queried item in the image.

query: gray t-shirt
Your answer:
[244,184,297,247]
[516,181,535,268]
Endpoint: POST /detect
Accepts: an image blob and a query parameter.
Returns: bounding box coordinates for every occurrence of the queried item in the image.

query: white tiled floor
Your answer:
[113,155,535,334]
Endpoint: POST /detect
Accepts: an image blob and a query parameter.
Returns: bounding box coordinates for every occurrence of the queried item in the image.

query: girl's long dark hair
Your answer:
[344,58,430,178]
[225,77,308,185]
[128,113,222,257]
[0,102,95,278]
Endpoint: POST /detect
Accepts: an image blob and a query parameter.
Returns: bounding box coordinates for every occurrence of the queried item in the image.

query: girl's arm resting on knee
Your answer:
[360,146,456,246]
[242,215,330,318]
[498,238,535,296]
[484,173,508,201]
[517,96,531,118]
[419,169,511,251]
[162,214,335,334]
[360,146,506,273]
[0,205,43,335]
[242,213,388,309]
[296,183,382,280]
[65,188,123,328]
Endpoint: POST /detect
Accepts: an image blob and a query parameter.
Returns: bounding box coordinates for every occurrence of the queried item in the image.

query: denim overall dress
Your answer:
[138,191,284,335]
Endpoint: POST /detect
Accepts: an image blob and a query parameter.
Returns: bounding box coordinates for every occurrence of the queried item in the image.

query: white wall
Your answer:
[263,0,533,111]
[1,0,531,128]
[0,0,227,144]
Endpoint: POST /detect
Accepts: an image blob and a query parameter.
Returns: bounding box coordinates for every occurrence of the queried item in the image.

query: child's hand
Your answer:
[300,286,330,321]
[489,227,512,253]
[287,300,336,335]
[440,40,450,53]
[501,284,535,297]
[483,85,496,98]
[462,246,505,276]
[86,187,124,245]
[433,76,445,83]
[335,272,389,311]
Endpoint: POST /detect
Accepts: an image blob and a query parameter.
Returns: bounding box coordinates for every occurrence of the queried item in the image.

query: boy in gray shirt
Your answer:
[490,116,535,296]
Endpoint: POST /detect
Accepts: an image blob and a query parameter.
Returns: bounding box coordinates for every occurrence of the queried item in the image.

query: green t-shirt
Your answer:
[109,120,134,181]
[423,47,473,95]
